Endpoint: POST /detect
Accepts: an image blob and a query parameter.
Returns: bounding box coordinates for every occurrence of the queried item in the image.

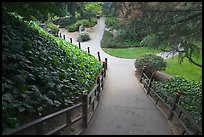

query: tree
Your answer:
[108,2,202,68]
[2,2,67,21]
[80,2,103,21]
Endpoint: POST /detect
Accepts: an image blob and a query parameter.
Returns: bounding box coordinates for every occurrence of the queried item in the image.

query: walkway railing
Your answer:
[139,66,202,135]
[2,35,108,135]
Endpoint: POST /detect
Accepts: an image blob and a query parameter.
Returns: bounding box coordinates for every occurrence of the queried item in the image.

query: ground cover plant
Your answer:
[152,76,202,126]
[2,12,101,133]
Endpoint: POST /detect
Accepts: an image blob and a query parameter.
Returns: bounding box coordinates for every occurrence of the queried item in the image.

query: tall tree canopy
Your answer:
[108,2,202,67]
[2,2,104,21]
[2,2,67,21]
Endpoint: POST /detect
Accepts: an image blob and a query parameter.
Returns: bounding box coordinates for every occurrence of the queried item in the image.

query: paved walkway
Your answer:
[59,17,174,135]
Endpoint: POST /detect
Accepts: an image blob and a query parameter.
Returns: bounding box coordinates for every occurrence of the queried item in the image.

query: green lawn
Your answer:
[102,47,161,59]
[164,55,202,82]
[102,47,202,82]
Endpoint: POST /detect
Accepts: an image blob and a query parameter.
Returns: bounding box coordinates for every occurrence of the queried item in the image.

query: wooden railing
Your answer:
[139,66,202,135]
[2,35,108,135]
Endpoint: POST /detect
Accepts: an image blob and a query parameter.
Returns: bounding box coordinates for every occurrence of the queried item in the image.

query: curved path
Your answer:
[59,17,174,135]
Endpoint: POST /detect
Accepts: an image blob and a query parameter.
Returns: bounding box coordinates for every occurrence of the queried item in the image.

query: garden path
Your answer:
[59,17,174,135]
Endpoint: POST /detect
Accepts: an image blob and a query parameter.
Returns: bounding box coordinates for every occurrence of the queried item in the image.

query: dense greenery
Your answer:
[105,2,202,68]
[83,2,103,18]
[101,30,144,48]
[134,54,167,75]
[77,32,91,42]
[65,18,97,32]
[152,76,202,126]
[53,17,78,28]
[2,12,101,133]
[2,2,67,21]
[105,17,121,29]
[165,55,202,82]
[101,30,120,48]
[45,22,59,36]
[65,23,79,32]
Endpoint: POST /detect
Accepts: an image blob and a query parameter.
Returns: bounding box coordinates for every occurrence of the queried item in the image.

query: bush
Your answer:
[105,17,120,29]
[65,23,79,32]
[100,30,125,48]
[65,18,97,32]
[77,32,90,42]
[101,30,115,48]
[124,39,143,47]
[84,18,97,28]
[152,76,202,125]
[45,22,59,36]
[78,18,97,28]
[52,17,77,28]
[134,54,166,75]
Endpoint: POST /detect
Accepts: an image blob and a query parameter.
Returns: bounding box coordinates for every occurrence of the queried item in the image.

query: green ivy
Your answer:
[2,12,101,133]
[152,76,202,126]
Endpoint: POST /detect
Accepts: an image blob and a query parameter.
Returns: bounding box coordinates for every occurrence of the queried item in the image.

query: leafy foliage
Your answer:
[2,12,101,132]
[134,54,167,75]
[105,17,121,29]
[65,23,79,32]
[84,2,103,16]
[101,30,135,48]
[52,17,78,28]
[124,39,143,47]
[100,30,119,48]
[77,32,90,42]
[45,22,59,36]
[65,18,97,32]
[2,2,67,21]
[107,2,202,67]
[152,76,202,125]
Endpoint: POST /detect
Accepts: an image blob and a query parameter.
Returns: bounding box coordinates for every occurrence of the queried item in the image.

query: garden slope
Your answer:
[2,13,101,132]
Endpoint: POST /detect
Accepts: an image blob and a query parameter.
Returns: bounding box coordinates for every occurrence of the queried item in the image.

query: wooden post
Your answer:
[97,52,101,61]
[97,76,101,101]
[168,91,182,121]
[103,62,106,77]
[63,35,65,40]
[78,42,81,49]
[92,100,95,112]
[66,111,71,126]
[101,70,104,89]
[139,66,146,82]
[147,72,154,94]
[82,92,88,128]
[59,33,62,38]
[97,76,101,91]
[101,69,104,79]
[70,38,72,43]
[102,62,105,68]
[35,122,43,134]
[105,58,107,70]
[94,88,97,96]
[87,47,90,53]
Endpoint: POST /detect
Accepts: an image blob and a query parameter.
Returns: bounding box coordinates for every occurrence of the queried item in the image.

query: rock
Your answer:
[153,71,172,83]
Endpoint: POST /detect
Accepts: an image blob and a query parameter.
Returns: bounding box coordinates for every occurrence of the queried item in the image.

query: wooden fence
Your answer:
[139,66,202,135]
[2,35,108,135]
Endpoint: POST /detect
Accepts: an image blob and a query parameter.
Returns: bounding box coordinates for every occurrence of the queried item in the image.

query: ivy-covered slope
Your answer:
[2,12,101,132]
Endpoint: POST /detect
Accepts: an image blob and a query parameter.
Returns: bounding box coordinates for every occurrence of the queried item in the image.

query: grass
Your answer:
[164,55,202,82]
[102,47,202,82]
[102,47,161,59]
